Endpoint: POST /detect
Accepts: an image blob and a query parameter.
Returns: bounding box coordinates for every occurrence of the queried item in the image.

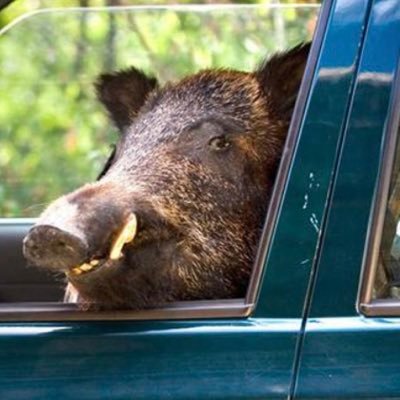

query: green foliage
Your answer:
[0,1,318,217]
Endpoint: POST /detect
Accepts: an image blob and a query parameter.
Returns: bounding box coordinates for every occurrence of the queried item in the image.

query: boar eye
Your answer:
[208,135,231,152]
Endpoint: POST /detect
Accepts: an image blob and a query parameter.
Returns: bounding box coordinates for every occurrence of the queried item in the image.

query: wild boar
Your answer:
[23,43,310,310]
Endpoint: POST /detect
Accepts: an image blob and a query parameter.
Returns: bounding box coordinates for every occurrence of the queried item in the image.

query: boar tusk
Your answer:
[70,214,137,274]
[109,213,138,260]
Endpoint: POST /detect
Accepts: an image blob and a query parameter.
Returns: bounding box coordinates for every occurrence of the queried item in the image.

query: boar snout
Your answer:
[23,183,126,270]
[23,225,88,271]
[23,182,161,278]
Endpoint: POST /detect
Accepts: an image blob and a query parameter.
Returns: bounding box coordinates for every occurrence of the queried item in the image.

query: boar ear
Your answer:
[256,42,310,120]
[95,67,159,131]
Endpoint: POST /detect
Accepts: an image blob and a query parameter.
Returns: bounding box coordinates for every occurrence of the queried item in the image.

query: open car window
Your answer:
[0,1,320,320]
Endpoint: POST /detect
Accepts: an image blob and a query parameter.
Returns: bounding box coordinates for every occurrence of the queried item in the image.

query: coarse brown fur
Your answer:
[23,43,310,310]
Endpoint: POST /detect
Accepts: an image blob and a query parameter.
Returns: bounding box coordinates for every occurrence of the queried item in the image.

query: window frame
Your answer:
[0,1,329,321]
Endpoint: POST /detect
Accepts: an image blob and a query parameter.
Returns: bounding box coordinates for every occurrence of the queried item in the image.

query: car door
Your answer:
[293,0,400,398]
[0,1,368,399]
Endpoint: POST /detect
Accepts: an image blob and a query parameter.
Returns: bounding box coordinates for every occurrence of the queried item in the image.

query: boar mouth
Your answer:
[68,213,138,277]
[66,212,178,281]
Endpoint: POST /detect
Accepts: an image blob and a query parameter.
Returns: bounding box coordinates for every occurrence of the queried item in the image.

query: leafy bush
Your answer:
[0,1,318,217]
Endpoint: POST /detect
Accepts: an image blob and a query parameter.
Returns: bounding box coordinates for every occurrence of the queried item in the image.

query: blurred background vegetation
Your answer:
[0,0,319,217]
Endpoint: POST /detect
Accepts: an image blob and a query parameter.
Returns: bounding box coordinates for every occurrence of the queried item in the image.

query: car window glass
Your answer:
[374,120,400,299]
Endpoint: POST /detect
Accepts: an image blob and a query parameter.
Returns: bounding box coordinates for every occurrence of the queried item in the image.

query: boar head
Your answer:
[23,43,310,310]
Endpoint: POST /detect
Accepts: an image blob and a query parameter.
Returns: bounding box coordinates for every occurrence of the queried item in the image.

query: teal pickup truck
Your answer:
[0,0,400,398]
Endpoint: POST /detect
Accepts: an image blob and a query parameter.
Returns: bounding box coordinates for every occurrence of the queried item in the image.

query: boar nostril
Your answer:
[23,225,88,271]
[56,240,69,249]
